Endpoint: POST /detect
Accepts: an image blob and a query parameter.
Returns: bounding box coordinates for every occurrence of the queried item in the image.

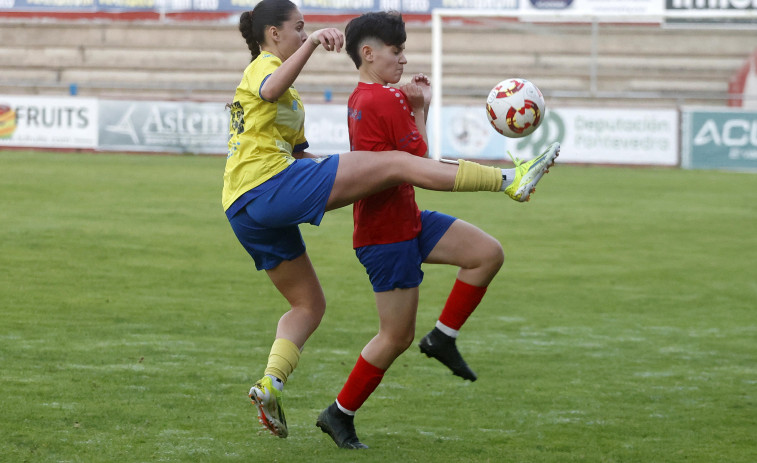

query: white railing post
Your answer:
[431,9,443,160]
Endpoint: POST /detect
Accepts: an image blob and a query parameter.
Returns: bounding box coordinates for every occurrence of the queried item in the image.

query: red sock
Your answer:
[336,355,386,413]
[438,279,488,330]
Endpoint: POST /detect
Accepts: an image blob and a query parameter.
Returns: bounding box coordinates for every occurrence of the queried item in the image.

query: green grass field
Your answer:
[1,149,756,462]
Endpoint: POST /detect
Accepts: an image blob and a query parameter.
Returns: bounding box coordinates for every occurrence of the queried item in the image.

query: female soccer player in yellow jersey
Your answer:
[223,0,560,440]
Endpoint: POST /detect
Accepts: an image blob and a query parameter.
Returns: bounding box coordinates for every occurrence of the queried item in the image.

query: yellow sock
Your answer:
[452,160,503,192]
[264,338,301,384]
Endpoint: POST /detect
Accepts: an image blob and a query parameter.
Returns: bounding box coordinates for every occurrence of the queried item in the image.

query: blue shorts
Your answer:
[228,155,339,271]
[355,210,457,292]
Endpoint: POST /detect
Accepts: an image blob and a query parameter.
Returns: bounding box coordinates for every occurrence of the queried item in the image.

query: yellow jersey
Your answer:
[222,53,308,212]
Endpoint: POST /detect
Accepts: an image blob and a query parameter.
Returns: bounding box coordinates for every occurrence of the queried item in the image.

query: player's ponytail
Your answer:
[239,10,260,61]
[238,0,298,62]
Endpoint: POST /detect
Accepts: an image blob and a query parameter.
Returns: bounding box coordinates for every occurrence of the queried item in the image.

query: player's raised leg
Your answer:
[326,144,560,211]
[326,150,502,211]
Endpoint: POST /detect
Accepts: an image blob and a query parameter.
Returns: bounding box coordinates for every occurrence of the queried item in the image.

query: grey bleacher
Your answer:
[0,18,754,106]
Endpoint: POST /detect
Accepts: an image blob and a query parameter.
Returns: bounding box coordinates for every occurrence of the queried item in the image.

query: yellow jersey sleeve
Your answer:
[222,53,309,211]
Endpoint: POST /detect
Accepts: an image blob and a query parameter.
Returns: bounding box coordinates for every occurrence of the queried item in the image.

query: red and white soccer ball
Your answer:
[485,78,545,138]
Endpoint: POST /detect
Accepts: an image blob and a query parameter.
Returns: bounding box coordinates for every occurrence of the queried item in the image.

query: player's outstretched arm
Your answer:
[261,28,344,102]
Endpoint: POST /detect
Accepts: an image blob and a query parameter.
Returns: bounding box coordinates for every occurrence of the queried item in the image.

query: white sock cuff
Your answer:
[335,399,356,416]
[266,374,284,392]
[436,320,460,338]
[500,168,516,191]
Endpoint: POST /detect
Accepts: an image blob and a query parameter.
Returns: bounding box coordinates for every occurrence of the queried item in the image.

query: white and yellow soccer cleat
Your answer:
[249,376,288,438]
[504,142,560,202]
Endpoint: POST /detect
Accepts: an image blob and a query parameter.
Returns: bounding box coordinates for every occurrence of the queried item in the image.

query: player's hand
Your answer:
[309,28,344,52]
[400,82,425,111]
[411,73,432,105]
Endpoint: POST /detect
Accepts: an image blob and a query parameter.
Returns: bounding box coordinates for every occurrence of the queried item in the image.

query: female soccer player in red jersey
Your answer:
[314,11,559,449]
[224,1,559,441]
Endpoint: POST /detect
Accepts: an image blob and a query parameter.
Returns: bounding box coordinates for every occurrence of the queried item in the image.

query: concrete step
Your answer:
[58,68,240,87]
[0,21,237,49]
[1,18,754,106]
[428,24,757,57]
[2,20,754,57]
[1,44,739,83]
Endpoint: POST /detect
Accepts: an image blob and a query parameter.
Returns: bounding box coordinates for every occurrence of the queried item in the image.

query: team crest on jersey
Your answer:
[348,107,362,121]
[229,101,244,136]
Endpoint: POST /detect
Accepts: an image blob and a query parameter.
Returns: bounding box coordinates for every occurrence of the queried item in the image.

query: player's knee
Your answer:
[294,295,326,321]
[382,328,415,353]
[398,330,415,351]
[470,238,504,273]
[475,243,504,282]
[490,241,505,270]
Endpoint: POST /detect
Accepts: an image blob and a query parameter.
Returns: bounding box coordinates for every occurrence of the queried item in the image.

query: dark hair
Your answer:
[345,11,406,69]
[239,0,298,61]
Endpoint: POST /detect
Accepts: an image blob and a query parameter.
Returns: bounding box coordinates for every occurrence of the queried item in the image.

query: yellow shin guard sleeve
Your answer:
[452,160,503,192]
[264,338,301,384]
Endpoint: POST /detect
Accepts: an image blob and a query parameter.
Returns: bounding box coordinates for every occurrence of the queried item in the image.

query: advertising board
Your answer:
[682,108,757,170]
[97,99,228,154]
[494,108,679,165]
[0,95,98,149]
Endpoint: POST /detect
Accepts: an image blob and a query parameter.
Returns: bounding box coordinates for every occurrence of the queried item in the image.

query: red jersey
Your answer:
[348,82,428,248]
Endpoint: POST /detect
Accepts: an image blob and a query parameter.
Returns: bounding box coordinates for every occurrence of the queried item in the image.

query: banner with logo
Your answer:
[0,95,98,149]
[665,0,757,24]
[0,0,518,13]
[1,95,682,166]
[306,103,533,161]
[3,0,757,21]
[667,0,756,11]
[302,104,509,160]
[521,0,664,19]
[303,104,350,155]
[478,107,679,165]
[682,108,757,170]
[436,105,507,160]
[98,99,229,154]
[0,0,153,11]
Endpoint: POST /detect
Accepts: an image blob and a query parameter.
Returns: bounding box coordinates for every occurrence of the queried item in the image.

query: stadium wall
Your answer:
[2,1,757,169]
[2,4,757,106]
[2,94,756,170]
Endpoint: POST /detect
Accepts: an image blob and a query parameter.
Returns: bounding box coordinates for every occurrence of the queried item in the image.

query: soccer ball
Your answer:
[485,78,545,138]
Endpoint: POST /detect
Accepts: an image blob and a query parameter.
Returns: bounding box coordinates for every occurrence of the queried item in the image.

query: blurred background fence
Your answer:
[1,1,756,168]
[1,14,756,107]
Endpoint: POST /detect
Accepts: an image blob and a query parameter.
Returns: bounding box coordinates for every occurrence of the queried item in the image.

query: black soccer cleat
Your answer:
[419,327,477,382]
[316,403,369,449]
